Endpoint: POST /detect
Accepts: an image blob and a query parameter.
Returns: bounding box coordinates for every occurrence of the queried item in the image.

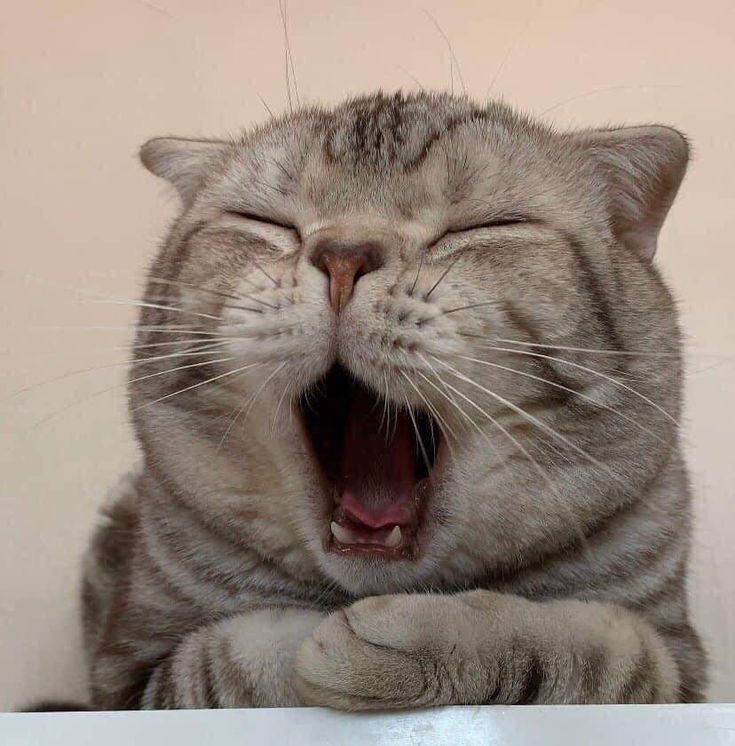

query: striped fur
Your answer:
[80,92,705,710]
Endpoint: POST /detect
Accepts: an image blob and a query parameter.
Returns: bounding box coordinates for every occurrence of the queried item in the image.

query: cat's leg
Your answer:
[93,608,324,709]
[141,608,324,709]
[294,592,689,709]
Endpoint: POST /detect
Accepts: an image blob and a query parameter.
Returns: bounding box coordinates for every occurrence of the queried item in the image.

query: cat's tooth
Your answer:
[331,521,357,544]
[384,525,402,548]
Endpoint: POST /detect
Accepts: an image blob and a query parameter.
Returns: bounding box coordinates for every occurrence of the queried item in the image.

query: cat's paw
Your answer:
[293,594,477,710]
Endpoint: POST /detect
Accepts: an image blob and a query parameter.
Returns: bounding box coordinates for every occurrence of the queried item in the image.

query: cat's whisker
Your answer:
[141,294,269,315]
[414,370,468,460]
[416,352,474,441]
[25,356,236,431]
[277,0,299,111]
[429,368,592,557]
[431,354,626,487]
[410,254,424,296]
[424,10,467,96]
[130,338,229,351]
[400,369,456,442]
[272,376,294,433]
[438,301,500,317]
[396,65,425,91]
[424,255,461,299]
[146,277,241,302]
[459,338,679,426]
[538,84,683,118]
[454,353,669,446]
[133,326,221,334]
[402,391,434,481]
[486,0,541,97]
[257,94,275,119]
[130,335,260,351]
[4,336,221,358]
[31,325,222,335]
[221,299,279,313]
[415,355,500,458]
[130,345,232,366]
[146,277,281,312]
[217,361,287,451]
[378,370,391,438]
[133,361,263,412]
[496,337,684,358]
[4,342,230,403]
[82,298,225,322]
[128,357,235,388]
[399,370,458,458]
[252,260,280,289]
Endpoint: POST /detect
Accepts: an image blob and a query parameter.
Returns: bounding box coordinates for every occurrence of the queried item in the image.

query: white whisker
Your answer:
[31,325,222,335]
[424,10,466,95]
[461,340,679,425]
[424,255,461,299]
[217,361,287,451]
[431,369,592,557]
[432,355,625,486]
[439,301,500,316]
[5,343,230,402]
[455,354,669,446]
[400,369,458,452]
[146,276,241,302]
[497,337,683,358]
[82,298,224,322]
[133,362,262,411]
[415,356,500,460]
[272,376,294,432]
[26,357,236,430]
[402,391,433,480]
[130,345,230,366]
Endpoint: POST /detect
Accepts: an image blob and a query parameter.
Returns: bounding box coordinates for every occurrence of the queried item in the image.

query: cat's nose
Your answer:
[311,241,385,313]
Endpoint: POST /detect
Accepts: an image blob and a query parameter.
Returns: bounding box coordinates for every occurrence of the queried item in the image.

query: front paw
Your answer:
[293,594,480,711]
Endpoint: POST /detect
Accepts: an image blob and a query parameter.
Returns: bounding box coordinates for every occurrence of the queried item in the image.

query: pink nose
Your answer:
[339,491,414,528]
[310,241,384,313]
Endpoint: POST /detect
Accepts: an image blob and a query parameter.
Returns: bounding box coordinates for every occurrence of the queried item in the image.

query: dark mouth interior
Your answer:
[299,363,439,489]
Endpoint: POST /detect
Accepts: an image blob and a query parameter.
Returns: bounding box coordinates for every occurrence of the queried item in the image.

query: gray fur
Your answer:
[81,92,706,709]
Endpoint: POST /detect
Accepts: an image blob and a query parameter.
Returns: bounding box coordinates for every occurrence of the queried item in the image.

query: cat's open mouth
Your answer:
[299,364,441,560]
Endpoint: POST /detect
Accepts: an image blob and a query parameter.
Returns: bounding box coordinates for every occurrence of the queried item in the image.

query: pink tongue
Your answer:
[340,386,416,528]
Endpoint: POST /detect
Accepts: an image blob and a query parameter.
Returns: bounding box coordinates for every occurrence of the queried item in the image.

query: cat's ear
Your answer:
[571,126,689,260]
[139,137,230,205]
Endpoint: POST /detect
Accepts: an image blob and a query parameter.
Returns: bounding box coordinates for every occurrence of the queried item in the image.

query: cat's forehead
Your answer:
[318,92,486,169]
[219,93,559,230]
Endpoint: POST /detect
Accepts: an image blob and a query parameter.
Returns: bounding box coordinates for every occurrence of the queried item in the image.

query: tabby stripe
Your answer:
[515,653,545,704]
[618,642,657,703]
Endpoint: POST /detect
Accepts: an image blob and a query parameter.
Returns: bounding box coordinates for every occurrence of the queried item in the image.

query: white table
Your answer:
[2,705,735,745]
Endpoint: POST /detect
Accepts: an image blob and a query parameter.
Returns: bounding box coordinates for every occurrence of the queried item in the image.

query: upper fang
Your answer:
[384,525,402,548]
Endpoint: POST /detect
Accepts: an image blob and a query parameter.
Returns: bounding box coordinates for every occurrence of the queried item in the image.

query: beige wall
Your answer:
[1,0,733,709]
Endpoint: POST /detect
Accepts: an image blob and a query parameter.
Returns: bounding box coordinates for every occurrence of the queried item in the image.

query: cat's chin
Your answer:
[298,362,446,563]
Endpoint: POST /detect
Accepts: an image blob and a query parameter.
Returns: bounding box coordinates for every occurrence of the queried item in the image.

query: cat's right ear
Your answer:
[139,137,230,206]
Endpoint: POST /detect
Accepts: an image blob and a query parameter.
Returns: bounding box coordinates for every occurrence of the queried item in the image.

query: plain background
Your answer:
[1,0,733,709]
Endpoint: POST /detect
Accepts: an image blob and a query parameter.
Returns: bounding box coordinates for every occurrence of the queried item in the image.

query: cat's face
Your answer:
[133,93,687,595]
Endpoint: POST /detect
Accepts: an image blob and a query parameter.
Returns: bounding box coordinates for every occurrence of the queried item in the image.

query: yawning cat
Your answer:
[80,92,707,709]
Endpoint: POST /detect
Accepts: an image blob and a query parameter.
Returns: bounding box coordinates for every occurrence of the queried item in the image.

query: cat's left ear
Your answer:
[571,126,689,260]
[139,137,231,206]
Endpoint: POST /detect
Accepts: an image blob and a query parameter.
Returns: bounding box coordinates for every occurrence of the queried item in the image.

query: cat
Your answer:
[79,91,706,710]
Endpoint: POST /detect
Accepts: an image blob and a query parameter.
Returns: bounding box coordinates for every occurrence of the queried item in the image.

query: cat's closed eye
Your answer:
[432,215,531,252]
[457,216,530,232]
[224,209,295,231]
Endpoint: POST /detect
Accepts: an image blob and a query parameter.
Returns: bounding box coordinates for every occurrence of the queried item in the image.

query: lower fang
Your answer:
[331,521,356,544]
[384,525,402,548]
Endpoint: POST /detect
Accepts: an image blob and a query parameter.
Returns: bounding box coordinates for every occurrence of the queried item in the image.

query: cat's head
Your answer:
[132,92,687,596]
